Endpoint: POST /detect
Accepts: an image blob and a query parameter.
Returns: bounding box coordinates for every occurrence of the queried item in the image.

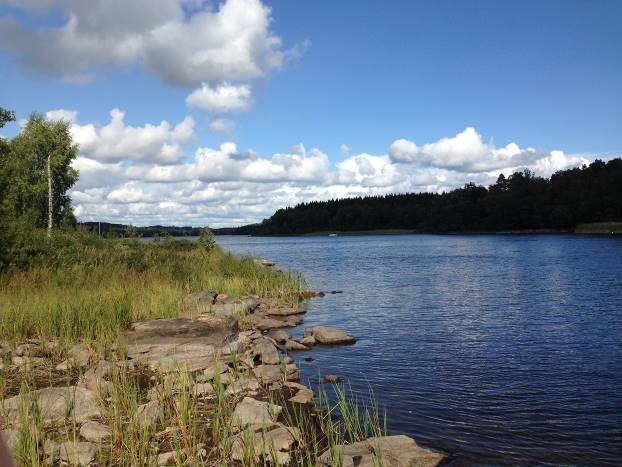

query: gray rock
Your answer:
[78,361,113,397]
[67,344,91,368]
[271,330,290,344]
[264,307,306,317]
[318,435,446,467]
[60,441,98,466]
[80,420,112,443]
[306,326,356,345]
[124,317,240,371]
[253,258,275,267]
[252,338,280,365]
[289,387,314,405]
[285,340,308,351]
[225,376,260,396]
[136,400,162,427]
[2,386,100,427]
[253,364,299,385]
[15,343,45,357]
[231,424,300,465]
[2,428,19,452]
[231,397,282,430]
[324,374,339,384]
[44,438,61,464]
[157,450,180,465]
[183,290,216,313]
[300,335,316,347]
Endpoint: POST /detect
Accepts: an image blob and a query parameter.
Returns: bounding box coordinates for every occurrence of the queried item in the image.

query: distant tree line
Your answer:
[236,159,622,235]
[80,222,205,238]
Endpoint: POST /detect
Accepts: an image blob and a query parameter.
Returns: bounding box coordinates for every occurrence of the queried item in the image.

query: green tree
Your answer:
[1,113,78,231]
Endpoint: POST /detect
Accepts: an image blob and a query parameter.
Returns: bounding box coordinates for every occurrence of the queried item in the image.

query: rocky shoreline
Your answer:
[0,268,446,465]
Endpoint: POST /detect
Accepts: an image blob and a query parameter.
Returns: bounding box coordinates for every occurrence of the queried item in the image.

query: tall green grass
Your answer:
[0,229,304,345]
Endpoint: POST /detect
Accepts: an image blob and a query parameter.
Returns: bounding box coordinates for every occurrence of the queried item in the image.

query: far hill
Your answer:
[234,158,622,235]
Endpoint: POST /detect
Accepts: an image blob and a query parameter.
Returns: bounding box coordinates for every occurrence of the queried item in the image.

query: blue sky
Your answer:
[0,0,620,226]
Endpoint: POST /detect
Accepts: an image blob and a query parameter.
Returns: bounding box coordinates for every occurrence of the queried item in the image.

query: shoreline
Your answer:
[0,251,447,465]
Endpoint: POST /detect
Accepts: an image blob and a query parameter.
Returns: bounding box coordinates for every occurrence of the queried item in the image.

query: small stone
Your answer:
[67,344,91,368]
[231,397,282,430]
[225,377,260,396]
[60,441,97,466]
[300,336,316,347]
[157,450,180,465]
[285,340,308,351]
[271,330,290,344]
[324,374,339,384]
[252,338,280,365]
[193,382,215,396]
[137,400,162,427]
[289,388,314,405]
[2,428,19,452]
[44,439,60,463]
[55,359,72,371]
[15,343,45,357]
[80,421,112,443]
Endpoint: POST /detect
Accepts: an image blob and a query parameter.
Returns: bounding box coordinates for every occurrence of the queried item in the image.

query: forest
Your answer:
[235,158,622,235]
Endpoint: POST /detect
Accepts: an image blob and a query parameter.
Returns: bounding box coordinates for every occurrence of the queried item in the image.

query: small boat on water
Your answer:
[328,233,337,237]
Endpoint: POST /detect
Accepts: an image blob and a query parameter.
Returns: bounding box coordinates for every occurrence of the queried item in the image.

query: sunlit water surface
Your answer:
[214,234,622,465]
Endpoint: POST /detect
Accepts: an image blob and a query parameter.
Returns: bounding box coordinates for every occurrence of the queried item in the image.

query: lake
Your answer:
[215,234,622,465]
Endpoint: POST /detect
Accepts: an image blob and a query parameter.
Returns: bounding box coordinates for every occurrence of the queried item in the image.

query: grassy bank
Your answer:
[575,222,622,234]
[0,229,304,346]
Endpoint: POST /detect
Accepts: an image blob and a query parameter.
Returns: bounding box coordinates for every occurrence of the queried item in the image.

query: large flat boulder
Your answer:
[319,435,445,467]
[2,386,100,427]
[231,397,282,431]
[124,317,241,371]
[305,326,356,345]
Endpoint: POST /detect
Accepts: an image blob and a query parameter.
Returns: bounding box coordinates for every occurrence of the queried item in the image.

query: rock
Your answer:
[324,374,339,384]
[2,428,19,452]
[285,340,308,351]
[183,290,216,313]
[136,400,162,427]
[264,307,306,317]
[193,382,215,396]
[254,258,275,267]
[253,364,299,385]
[67,344,91,368]
[78,360,113,397]
[249,316,294,331]
[300,336,316,347]
[124,317,240,371]
[14,343,45,357]
[231,397,282,430]
[55,359,72,371]
[80,421,112,443]
[282,356,294,364]
[232,424,300,465]
[271,330,290,344]
[59,441,98,466]
[225,376,260,396]
[12,356,47,367]
[157,450,180,465]
[306,326,356,345]
[252,338,280,365]
[2,386,100,427]
[318,435,446,467]
[44,439,60,464]
[289,388,314,405]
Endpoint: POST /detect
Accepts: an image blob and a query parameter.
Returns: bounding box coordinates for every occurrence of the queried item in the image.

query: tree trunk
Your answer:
[47,152,52,237]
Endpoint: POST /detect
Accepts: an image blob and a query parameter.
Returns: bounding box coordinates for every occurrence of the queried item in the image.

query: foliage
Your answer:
[199,227,216,252]
[0,229,303,344]
[0,109,79,270]
[236,159,622,234]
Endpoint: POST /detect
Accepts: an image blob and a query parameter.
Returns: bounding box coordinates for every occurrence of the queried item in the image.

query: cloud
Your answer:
[62,112,591,227]
[186,82,251,113]
[0,0,301,87]
[207,118,235,134]
[389,127,551,172]
[57,108,195,165]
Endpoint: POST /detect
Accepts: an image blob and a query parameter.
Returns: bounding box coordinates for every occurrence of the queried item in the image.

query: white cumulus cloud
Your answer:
[186,82,251,113]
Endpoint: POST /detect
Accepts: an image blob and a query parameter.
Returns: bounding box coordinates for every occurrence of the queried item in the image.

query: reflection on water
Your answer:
[216,234,622,465]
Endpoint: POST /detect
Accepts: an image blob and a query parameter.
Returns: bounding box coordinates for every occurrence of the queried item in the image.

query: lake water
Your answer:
[215,234,622,465]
